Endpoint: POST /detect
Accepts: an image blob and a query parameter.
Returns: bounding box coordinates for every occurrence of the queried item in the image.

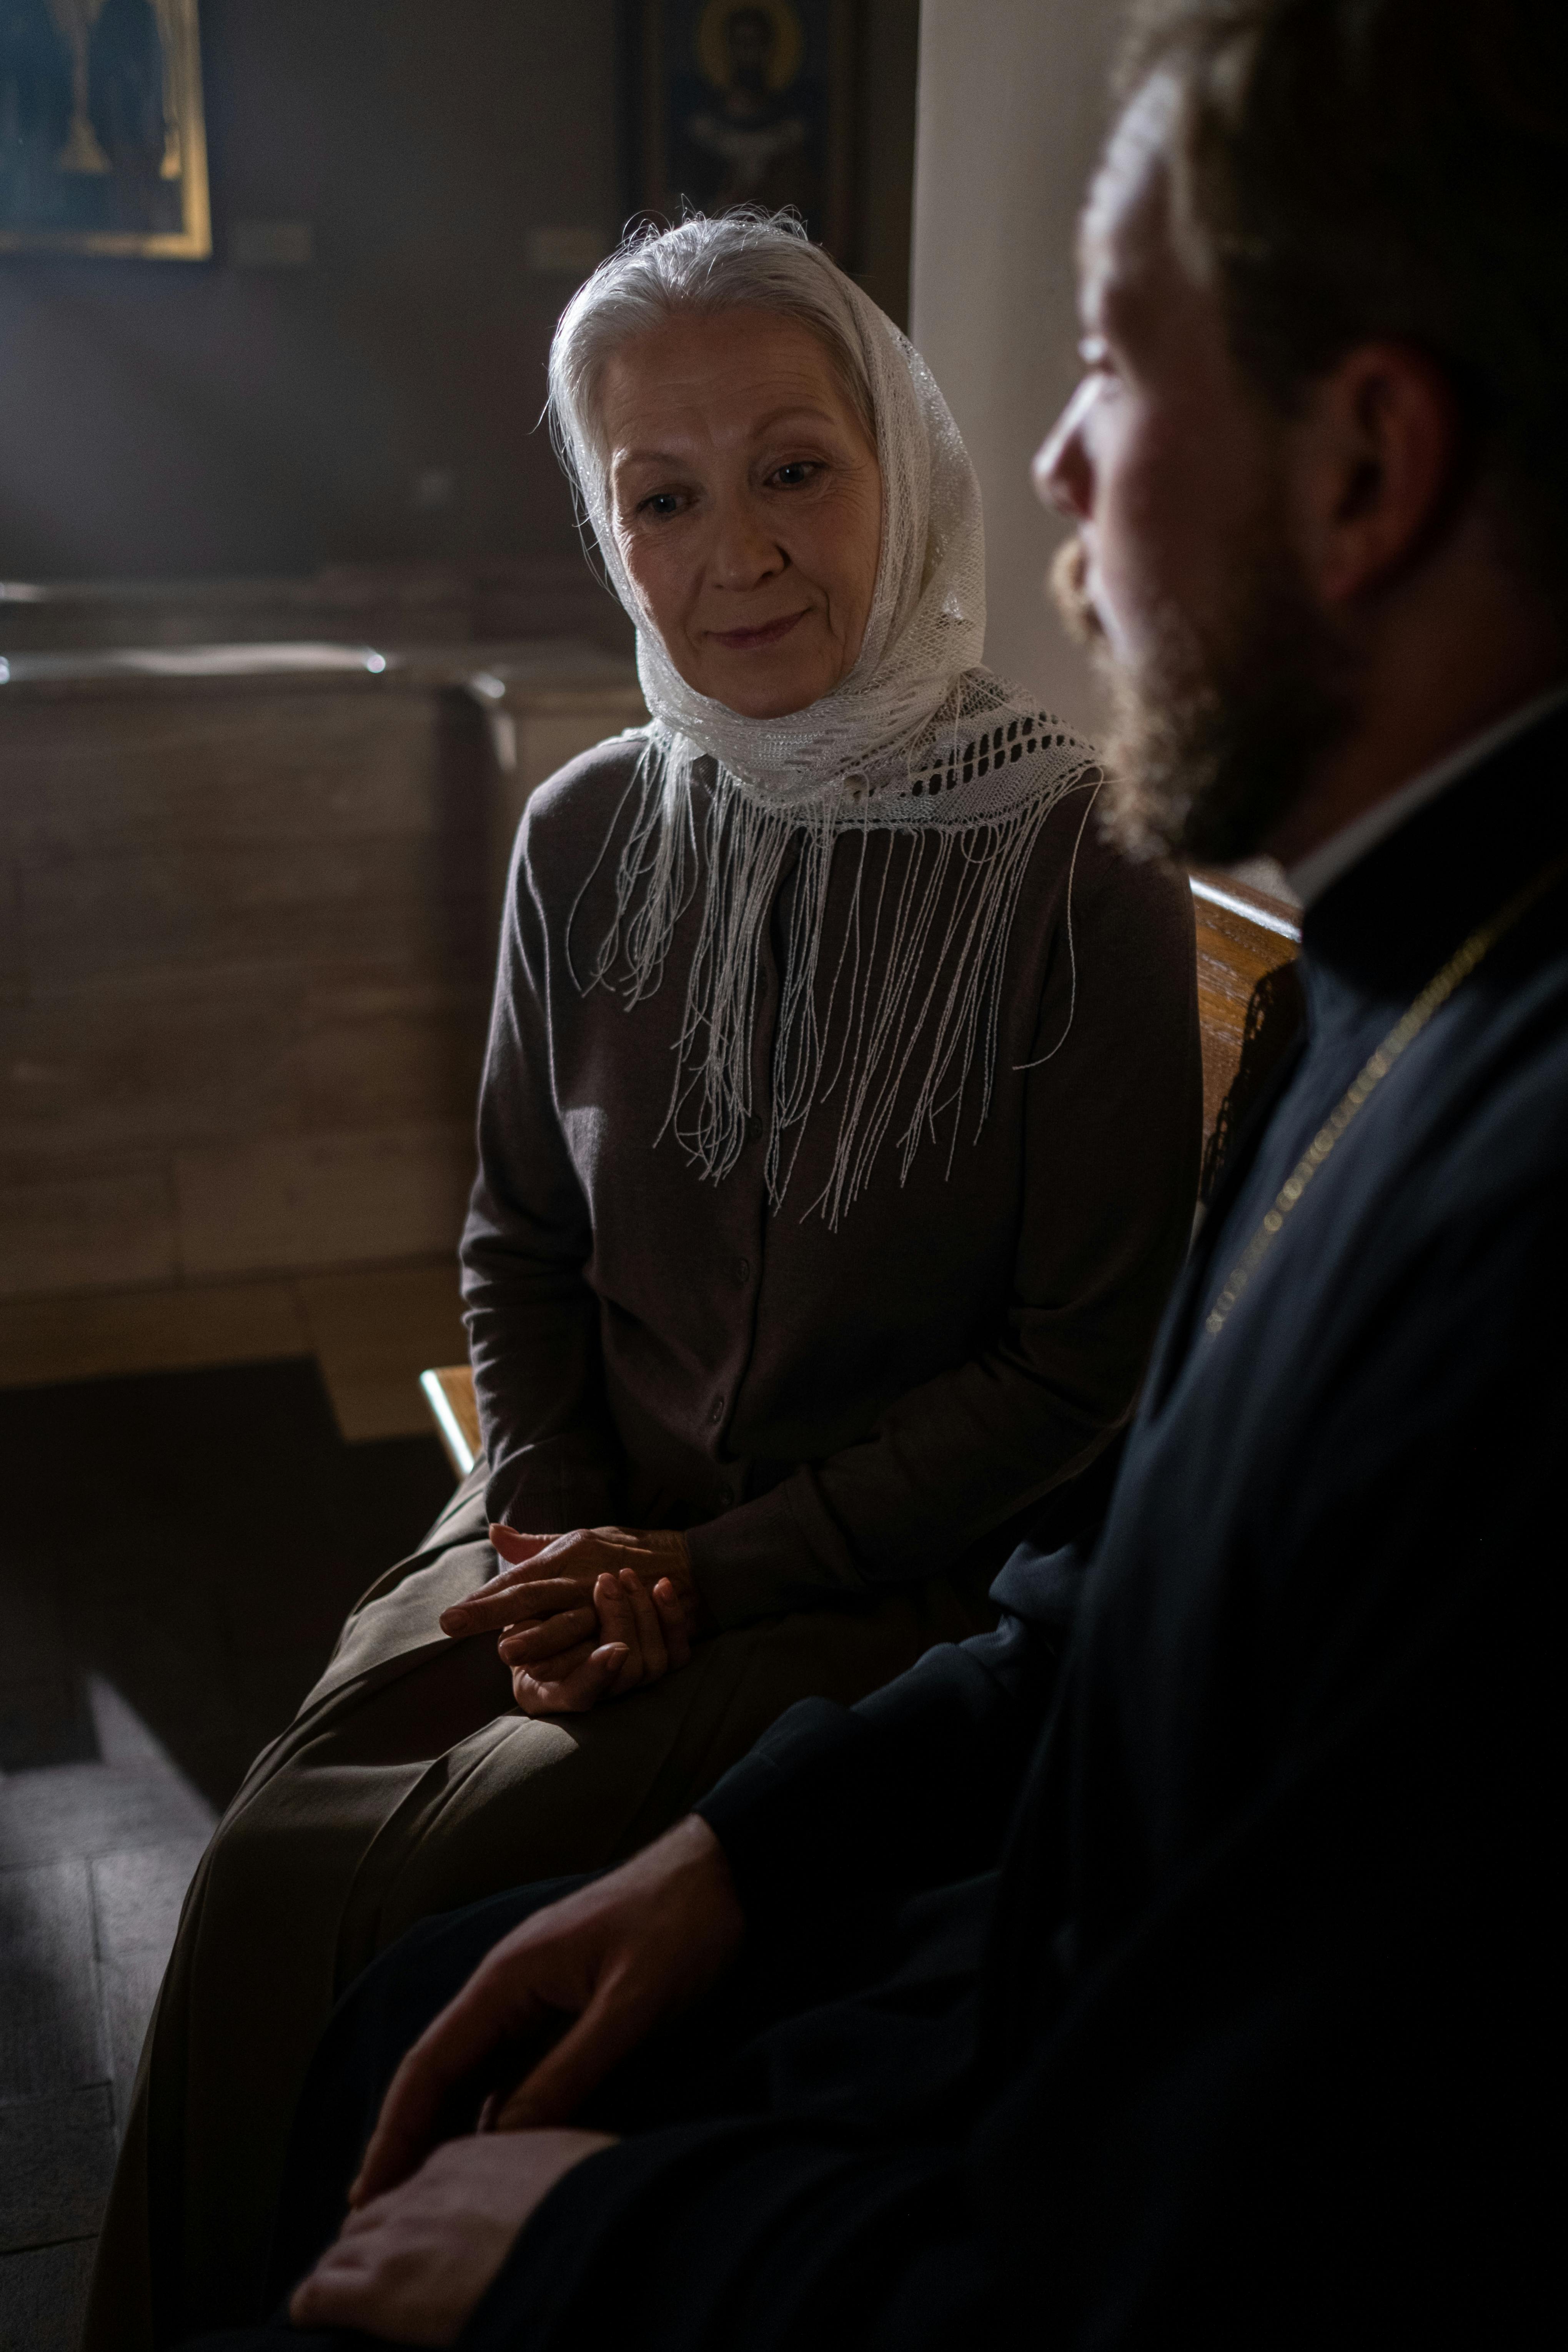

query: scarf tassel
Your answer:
[581,743,1089,1228]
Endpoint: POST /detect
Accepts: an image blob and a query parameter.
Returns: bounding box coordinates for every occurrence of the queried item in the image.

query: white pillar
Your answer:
[910,0,1123,737]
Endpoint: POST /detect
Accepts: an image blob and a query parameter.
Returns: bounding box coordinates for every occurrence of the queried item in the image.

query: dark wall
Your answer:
[0,0,919,586]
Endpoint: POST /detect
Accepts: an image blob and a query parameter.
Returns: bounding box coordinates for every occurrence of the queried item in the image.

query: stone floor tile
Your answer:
[0,2234,98,2352]
[0,1675,98,1775]
[0,1863,105,2104]
[0,2089,116,2255]
[92,1841,210,2130]
[0,1759,214,1875]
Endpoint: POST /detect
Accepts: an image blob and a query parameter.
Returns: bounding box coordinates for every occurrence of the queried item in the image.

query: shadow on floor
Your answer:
[0,1355,456,1809]
[0,1357,458,2346]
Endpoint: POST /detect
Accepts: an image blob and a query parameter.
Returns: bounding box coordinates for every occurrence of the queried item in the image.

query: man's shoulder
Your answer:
[1433,940,1568,1203]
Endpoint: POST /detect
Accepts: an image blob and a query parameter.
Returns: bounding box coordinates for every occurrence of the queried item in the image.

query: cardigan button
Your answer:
[707,1395,725,1426]
[734,1257,751,1286]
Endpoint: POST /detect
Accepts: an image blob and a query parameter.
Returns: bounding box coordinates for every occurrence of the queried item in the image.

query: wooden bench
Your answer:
[420,1364,484,1479]
[419,867,1303,1477]
[1188,865,1303,1192]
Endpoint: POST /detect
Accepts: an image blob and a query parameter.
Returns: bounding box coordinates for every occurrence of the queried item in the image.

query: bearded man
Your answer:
[185,2,1565,2345]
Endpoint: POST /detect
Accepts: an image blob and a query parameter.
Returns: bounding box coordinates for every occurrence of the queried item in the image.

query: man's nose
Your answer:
[1033,377,1097,521]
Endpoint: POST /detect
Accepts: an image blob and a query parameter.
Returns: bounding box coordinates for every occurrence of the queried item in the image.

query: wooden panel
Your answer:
[0,643,639,1323]
[0,987,301,1157]
[290,1001,486,1134]
[1189,868,1302,1142]
[174,1124,475,1280]
[0,562,634,657]
[297,1263,469,1442]
[0,1169,176,1300]
[2,687,459,856]
[0,1279,308,1391]
[19,838,484,998]
[421,1363,481,1477]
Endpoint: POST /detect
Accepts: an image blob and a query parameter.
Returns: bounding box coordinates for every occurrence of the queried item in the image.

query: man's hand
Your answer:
[351,1815,745,2205]
[288,2130,613,2345]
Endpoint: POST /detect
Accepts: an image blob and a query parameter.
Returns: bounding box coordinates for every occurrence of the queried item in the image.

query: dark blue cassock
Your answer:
[198,705,1566,2351]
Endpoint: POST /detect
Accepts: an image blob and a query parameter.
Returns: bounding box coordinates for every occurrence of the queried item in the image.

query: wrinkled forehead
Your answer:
[1077,72,1189,321]
[597,308,879,477]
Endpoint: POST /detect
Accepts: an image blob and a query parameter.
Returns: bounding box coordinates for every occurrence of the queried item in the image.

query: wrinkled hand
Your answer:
[440,1526,705,1717]
[289,2129,613,2345]
[504,1564,690,1715]
[351,1815,745,2206]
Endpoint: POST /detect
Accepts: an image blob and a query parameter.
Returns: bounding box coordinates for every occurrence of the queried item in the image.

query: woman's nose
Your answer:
[1033,377,1097,522]
[709,498,785,589]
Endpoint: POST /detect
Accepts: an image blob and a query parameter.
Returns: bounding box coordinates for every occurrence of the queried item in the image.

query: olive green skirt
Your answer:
[82,1470,993,2350]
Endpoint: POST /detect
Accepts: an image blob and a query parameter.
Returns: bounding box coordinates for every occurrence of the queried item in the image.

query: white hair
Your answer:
[546,210,876,501]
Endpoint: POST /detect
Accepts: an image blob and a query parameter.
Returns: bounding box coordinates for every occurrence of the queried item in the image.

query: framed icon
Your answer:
[635,0,857,264]
[0,0,211,259]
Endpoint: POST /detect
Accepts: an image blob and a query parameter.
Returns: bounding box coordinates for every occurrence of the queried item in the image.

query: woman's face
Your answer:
[601,309,883,719]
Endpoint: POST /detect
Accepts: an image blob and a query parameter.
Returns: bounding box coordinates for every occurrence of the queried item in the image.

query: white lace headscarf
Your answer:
[549,212,1099,1224]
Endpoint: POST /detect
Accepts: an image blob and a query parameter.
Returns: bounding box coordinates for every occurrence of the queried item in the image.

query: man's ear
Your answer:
[1294,342,1468,608]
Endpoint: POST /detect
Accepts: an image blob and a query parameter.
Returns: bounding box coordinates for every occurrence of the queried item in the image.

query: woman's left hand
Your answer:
[442,1525,706,1642]
[289,2129,614,2344]
[439,1527,704,1716]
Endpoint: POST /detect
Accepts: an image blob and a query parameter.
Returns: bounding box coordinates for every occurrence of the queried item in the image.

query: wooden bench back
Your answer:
[1189,867,1302,1193]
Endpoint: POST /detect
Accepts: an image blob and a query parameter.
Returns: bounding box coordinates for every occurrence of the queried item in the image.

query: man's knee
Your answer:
[262,1874,592,2307]
[328,1874,588,2100]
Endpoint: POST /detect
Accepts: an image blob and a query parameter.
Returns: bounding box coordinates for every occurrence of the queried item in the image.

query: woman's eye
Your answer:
[770,461,819,488]
[637,491,685,519]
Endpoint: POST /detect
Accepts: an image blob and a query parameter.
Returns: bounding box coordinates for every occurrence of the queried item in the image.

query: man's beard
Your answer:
[1051,529,1357,864]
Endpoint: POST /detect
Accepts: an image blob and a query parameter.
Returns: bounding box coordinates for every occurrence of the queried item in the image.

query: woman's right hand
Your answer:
[491,1565,691,1715]
[439,1525,700,1716]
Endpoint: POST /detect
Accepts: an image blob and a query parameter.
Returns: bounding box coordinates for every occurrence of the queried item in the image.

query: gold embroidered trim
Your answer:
[1203,849,1568,1341]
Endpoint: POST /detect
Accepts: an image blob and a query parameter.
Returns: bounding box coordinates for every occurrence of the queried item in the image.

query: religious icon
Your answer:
[0,0,209,256]
[636,0,856,263]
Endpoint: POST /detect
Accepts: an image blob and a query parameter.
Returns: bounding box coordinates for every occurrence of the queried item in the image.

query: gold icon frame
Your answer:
[636,0,857,267]
[0,0,211,260]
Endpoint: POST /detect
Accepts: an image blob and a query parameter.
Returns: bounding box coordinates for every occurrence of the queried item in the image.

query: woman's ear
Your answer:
[1293,341,1468,608]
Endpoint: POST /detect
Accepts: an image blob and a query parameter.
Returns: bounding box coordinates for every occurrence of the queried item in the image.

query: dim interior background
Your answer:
[0,4,1113,2343]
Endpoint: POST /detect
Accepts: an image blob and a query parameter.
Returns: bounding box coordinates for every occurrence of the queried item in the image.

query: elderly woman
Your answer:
[85,212,1199,2349]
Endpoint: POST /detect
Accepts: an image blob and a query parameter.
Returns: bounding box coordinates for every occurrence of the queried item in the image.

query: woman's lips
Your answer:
[707,610,808,652]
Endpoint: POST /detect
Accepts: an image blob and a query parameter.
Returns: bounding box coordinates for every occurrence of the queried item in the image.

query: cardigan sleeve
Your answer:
[460,813,625,1535]
[684,845,1202,1627]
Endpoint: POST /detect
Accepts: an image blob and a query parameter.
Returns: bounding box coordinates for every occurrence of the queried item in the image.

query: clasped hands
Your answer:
[440,1523,707,1716]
